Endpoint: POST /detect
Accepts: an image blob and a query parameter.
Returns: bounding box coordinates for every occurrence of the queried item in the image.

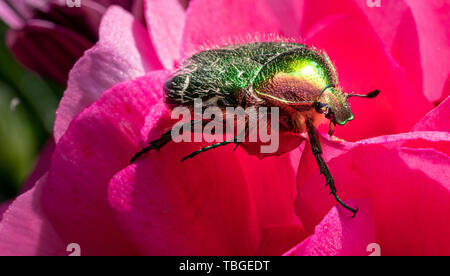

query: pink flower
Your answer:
[289,100,450,255]
[0,0,449,256]
[0,0,143,84]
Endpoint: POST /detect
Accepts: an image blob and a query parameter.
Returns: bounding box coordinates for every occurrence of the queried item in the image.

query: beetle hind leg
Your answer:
[182,122,249,161]
[306,119,358,217]
[130,119,210,164]
[181,139,236,161]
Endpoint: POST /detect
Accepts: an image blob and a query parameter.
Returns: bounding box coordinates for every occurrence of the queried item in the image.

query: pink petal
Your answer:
[107,108,301,255]
[144,0,185,69]
[391,8,423,97]
[0,175,65,256]
[108,145,301,255]
[4,0,118,84]
[0,1,26,28]
[299,0,368,36]
[354,0,409,48]
[93,0,133,10]
[264,0,304,38]
[407,0,450,103]
[284,199,375,256]
[35,1,106,43]
[295,133,450,255]
[234,150,302,230]
[304,16,432,141]
[131,0,145,23]
[0,200,11,221]
[42,71,169,255]
[108,149,260,255]
[239,133,305,159]
[0,0,46,28]
[6,19,93,84]
[22,139,55,193]
[180,0,282,59]
[257,224,307,256]
[54,6,162,142]
[297,131,450,190]
[412,96,450,132]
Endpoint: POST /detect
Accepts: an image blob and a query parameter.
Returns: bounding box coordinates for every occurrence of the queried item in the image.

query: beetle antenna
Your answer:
[346,89,380,99]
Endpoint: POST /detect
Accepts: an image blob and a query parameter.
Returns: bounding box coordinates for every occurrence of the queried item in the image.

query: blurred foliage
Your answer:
[0,20,63,203]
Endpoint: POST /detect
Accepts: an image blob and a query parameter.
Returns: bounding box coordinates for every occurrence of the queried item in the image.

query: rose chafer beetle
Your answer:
[131,41,379,217]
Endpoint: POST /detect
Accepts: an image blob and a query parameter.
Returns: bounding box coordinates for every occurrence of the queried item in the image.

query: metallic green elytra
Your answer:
[133,41,380,217]
[164,41,378,129]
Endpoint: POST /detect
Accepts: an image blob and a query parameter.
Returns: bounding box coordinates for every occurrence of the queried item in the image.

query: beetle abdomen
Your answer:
[164,54,261,107]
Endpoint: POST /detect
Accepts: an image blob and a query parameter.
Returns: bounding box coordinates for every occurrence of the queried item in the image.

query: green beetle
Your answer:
[131,42,379,217]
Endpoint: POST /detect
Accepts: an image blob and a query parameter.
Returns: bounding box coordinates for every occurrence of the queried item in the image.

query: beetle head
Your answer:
[315,85,380,126]
[315,85,352,125]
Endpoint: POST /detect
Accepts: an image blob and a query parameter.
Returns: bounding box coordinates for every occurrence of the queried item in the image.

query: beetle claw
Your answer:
[351,207,359,218]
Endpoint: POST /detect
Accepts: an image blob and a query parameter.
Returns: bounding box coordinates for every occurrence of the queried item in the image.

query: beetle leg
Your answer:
[306,119,358,217]
[328,121,336,136]
[181,139,236,161]
[130,119,210,163]
[233,109,268,151]
[182,126,248,161]
[232,120,251,152]
[292,112,306,133]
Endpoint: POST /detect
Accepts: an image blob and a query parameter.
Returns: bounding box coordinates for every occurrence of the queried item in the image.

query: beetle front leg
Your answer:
[305,119,358,217]
[328,121,336,136]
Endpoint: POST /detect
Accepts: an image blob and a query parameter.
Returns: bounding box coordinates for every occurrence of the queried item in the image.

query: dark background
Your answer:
[0,20,62,203]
